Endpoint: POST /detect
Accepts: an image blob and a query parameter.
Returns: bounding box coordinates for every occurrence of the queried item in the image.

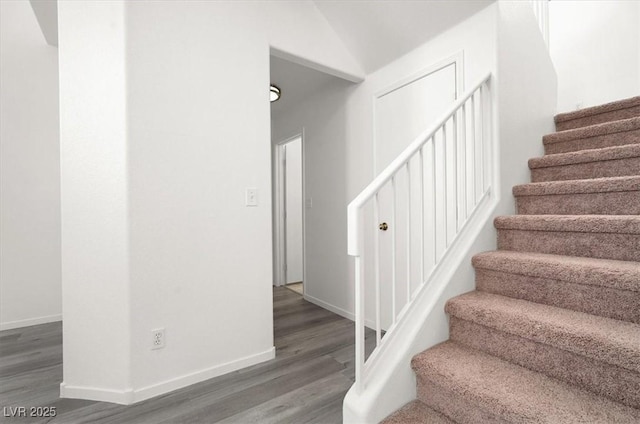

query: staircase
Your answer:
[382,96,640,423]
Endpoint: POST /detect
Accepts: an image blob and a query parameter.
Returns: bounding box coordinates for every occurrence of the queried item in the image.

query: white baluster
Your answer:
[406,162,411,302]
[374,192,381,346]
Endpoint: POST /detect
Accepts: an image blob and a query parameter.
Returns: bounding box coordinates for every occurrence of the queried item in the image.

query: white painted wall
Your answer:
[58,0,364,404]
[0,0,61,331]
[374,62,458,172]
[550,0,640,112]
[273,2,499,326]
[58,0,131,401]
[125,2,273,397]
[344,5,499,421]
[57,0,555,407]
[313,0,494,73]
[347,2,499,324]
[344,1,557,421]
[285,139,304,284]
[272,73,355,318]
[373,61,458,331]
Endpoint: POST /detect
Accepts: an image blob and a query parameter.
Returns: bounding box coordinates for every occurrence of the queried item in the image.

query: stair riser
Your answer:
[515,191,640,215]
[556,105,640,131]
[497,228,640,261]
[531,156,640,182]
[381,401,455,424]
[475,268,640,324]
[449,317,640,409]
[416,376,510,424]
[544,130,640,154]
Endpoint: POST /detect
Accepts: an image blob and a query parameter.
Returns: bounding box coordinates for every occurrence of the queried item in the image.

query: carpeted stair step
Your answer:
[543,116,640,155]
[513,176,640,215]
[412,341,640,423]
[381,400,455,424]
[445,291,640,408]
[495,214,640,261]
[555,96,640,131]
[472,251,640,323]
[529,143,640,182]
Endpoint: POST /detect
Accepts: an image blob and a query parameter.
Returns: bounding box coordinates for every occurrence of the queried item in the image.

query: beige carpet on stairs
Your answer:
[382,95,640,423]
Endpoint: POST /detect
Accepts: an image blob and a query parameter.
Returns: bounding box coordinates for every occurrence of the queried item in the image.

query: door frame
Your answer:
[372,51,464,174]
[370,52,464,329]
[273,132,306,289]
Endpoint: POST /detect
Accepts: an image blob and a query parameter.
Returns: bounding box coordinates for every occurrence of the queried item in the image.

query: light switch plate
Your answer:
[246,188,258,206]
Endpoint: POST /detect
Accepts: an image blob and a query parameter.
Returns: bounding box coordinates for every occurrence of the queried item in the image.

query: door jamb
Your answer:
[273,132,305,290]
[372,51,464,175]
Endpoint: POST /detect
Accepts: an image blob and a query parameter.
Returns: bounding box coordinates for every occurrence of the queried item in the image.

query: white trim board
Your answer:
[131,347,276,403]
[60,347,276,405]
[304,293,354,321]
[0,314,62,331]
[270,47,365,84]
[60,384,134,405]
[273,131,306,288]
[303,293,376,330]
[372,51,464,175]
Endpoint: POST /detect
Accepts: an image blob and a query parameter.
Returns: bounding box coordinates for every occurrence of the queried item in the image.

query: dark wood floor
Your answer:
[0,287,375,424]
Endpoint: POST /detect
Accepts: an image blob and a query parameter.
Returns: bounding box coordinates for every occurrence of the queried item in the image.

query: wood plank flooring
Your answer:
[0,287,375,424]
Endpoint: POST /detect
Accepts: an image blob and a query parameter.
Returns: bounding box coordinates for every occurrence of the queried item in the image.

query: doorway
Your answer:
[274,134,304,295]
[373,54,462,329]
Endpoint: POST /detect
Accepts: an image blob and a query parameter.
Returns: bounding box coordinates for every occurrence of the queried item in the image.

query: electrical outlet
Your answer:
[151,328,165,350]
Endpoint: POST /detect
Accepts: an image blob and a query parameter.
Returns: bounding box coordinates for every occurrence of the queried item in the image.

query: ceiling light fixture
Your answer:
[270,84,281,102]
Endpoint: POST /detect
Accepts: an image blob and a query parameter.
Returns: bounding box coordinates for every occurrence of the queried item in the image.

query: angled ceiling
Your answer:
[313,0,495,73]
[25,1,495,70]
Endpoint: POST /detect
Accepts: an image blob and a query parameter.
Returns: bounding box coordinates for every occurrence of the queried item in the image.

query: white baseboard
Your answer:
[131,347,275,403]
[303,293,377,329]
[60,346,276,405]
[0,314,61,331]
[304,293,355,321]
[60,383,134,405]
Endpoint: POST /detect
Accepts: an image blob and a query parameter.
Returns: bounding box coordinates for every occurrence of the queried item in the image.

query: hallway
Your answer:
[0,287,374,423]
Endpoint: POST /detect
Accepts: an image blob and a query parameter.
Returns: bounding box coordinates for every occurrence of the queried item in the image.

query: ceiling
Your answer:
[28,1,495,72]
[270,55,349,118]
[313,0,494,73]
[38,0,495,115]
[29,0,57,46]
[271,1,494,117]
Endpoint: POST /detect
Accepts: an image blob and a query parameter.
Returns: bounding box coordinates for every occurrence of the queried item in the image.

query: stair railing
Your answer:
[347,73,493,392]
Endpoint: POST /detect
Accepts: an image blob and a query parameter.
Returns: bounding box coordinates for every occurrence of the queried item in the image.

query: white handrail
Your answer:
[347,72,493,392]
[348,72,491,256]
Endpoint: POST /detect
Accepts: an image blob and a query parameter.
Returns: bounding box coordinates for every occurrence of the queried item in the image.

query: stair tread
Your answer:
[400,96,640,423]
[445,291,640,373]
[473,250,640,293]
[494,214,640,234]
[544,116,640,145]
[413,341,640,423]
[513,175,640,196]
[381,400,455,424]
[555,96,640,126]
[529,143,640,169]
